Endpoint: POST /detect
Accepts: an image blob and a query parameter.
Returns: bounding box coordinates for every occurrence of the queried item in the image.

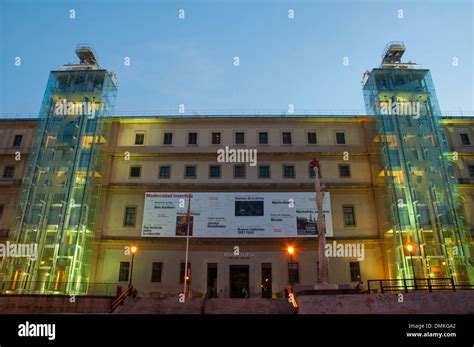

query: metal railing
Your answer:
[286,286,298,313]
[111,285,134,312]
[367,278,474,294]
[1,110,473,120]
[0,281,126,297]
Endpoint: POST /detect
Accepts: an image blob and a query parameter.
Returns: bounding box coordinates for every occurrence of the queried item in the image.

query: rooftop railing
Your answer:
[1,109,474,120]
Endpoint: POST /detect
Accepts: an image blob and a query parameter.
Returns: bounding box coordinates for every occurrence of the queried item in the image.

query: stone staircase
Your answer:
[114,297,294,314]
[204,298,293,314]
[114,297,202,314]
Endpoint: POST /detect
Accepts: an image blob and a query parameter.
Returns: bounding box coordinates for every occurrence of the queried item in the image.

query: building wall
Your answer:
[1,116,472,297]
[0,120,36,240]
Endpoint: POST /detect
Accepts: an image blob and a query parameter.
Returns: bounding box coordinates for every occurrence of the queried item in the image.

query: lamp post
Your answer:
[287,246,295,289]
[129,245,138,288]
[406,243,416,290]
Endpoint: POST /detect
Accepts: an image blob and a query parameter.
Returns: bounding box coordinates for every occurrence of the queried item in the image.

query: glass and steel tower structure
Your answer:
[1,45,118,295]
[363,42,473,285]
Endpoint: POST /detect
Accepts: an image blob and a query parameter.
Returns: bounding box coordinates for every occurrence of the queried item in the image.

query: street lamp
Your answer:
[406,243,416,290]
[287,246,295,289]
[129,245,138,287]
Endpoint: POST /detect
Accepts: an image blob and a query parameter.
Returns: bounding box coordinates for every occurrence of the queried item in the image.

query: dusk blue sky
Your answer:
[0,0,472,115]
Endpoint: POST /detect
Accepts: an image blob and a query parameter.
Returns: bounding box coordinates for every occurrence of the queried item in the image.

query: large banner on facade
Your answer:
[142,192,333,238]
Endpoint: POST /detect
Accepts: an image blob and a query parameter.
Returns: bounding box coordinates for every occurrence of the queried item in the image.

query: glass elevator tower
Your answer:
[1,45,118,295]
[362,42,473,285]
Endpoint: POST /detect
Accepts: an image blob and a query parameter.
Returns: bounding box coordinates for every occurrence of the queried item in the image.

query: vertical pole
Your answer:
[129,253,135,288]
[410,252,416,290]
[183,223,190,300]
[290,254,293,290]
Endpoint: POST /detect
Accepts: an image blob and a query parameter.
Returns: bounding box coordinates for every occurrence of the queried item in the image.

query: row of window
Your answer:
[133,130,347,146]
[118,261,362,283]
[129,163,351,179]
[122,205,357,227]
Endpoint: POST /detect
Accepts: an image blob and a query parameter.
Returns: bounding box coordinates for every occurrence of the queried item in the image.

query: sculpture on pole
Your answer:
[310,159,329,284]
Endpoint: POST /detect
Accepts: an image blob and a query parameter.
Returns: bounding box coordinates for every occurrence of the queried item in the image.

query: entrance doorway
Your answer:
[207,263,218,298]
[229,265,249,298]
[261,263,272,298]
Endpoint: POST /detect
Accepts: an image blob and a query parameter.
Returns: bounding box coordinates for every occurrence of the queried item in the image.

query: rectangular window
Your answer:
[211,132,221,145]
[209,165,221,178]
[339,164,351,178]
[258,132,268,145]
[188,132,198,145]
[235,132,245,145]
[185,165,197,178]
[288,262,299,284]
[343,206,356,226]
[12,135,23,147]
[234,164,245,178]
[180,262,191,283]
[118,262,130,282]
[159,165,171,179]
[307,132,317,145]
[468,165,474,178]
[350,262,361,282]
[163,132,173,145]
[130,166,141,178]
[283,165,295,178]
[309,165,321,178]
[336,132,346,144]
[258,165,270,178]
[124,207,137,227]
[151,262,163,283]
[0,205,5,222]
[3,166,15,178]
[461,133,471,145]
[282,132,292,145]
[135,133,145,145]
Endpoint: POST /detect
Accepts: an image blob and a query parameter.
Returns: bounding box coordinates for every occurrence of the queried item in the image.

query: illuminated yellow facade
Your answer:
[0,115,473,297]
